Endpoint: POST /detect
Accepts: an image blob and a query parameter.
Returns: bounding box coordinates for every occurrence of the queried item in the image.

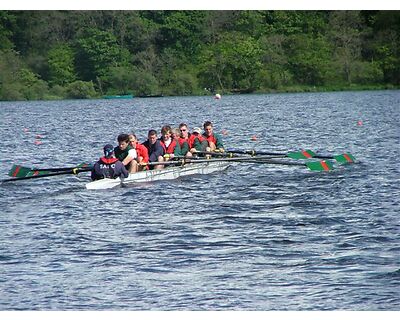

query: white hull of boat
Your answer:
[86,161,230,190]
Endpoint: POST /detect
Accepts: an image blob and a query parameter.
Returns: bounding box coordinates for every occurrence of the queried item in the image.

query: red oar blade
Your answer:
[306,160,334,171]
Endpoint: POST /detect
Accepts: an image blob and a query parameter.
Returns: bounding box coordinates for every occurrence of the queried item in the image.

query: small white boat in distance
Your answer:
[86,161,230,190]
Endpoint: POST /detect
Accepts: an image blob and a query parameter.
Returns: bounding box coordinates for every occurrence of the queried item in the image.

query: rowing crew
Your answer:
[91,121,225,181]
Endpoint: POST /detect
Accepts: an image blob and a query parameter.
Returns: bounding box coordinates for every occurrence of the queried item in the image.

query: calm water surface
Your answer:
[0,91,399,310]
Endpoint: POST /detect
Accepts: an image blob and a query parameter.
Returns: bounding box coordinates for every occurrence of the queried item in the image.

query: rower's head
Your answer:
[161,125,172,141]
[203,121,213,136]
[148,129,158,145]
[179,123,189,138]
[172,128,180,140]
[117,133,130,151]
[192,127,202,136]
[129,133,138,148]
[103,144,114,158]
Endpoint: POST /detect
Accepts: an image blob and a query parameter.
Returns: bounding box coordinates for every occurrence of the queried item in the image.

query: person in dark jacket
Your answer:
[142,129,164,169]
[91,144,129,181]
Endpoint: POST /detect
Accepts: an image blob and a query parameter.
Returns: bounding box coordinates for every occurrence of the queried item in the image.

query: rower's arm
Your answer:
[122,149,137,166]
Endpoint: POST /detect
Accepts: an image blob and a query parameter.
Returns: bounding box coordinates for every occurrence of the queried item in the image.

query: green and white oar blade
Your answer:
[333,153,356,164]
[306,160,334,171]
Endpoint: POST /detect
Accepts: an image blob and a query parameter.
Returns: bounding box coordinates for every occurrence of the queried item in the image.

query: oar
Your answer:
[146,156,334,171]
[8,163,92,178]
[193,150,284,159]
[227,149,355,164]
[1,168,91,183]
[283,149,356,164]
[221,157,335,171]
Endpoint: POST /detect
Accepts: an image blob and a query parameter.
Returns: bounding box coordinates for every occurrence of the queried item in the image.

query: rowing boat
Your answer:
[85,160,230,190]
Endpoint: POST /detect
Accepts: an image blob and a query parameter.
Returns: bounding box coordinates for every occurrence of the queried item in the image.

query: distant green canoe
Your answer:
[103,94,134,99]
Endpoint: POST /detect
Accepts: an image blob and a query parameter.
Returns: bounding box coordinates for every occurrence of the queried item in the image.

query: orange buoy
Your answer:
[251,135,258,141]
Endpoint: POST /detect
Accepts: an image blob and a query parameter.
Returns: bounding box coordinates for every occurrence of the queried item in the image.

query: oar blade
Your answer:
[333,153,356,164]
[306,160,334,171]
[287,149,316,160]
[8,163,93,178]
[8,165,32,178]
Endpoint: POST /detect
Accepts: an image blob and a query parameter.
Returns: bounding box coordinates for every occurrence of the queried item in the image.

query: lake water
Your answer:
[0,91,399,310]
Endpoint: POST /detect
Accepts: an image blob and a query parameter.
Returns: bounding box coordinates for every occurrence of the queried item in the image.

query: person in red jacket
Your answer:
[91,144,129,180]
[189,127,208,155]
[159,125,182,161]
[129,133,149,171]
[176,123,192,156]
[202,120,224,152]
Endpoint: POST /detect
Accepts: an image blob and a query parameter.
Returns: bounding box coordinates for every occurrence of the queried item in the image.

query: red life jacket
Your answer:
[136,143,149,162]
[100,157,119,164]
[177,136,188,147]
[160,139,177,154]
[203,134,217,145]
[189,134,205,148]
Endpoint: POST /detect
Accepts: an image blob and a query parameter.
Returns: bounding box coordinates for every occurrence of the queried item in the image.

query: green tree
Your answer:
[0,50,23,100]
[48,44,76,86]
[371,12,400,84]
[0,12,16,50]
[259,34,293,89]
[132,69,160,96]
[75,28,125,81]
[18,68,49,100]
[198,34,262,92]
[285,34,333,85]
[66,80,97,99]
[328,11,363,84]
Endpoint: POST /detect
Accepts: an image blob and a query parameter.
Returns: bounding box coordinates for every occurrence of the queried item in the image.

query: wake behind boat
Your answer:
[86,160,230,190]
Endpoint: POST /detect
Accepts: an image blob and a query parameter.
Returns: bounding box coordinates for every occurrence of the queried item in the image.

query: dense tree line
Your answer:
[0,11,399,100]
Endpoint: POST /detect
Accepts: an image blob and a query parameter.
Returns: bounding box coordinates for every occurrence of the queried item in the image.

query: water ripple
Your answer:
[1,91,399,310]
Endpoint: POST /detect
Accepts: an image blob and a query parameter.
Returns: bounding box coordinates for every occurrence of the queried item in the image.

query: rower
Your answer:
[129,133,149,171]
[202,121,224,152]
[91,144,129,180]
[189,127,208,155]
[142,129,164,169]
[159,125,182,162]
[176,123,192,157]
[114,133,138,173]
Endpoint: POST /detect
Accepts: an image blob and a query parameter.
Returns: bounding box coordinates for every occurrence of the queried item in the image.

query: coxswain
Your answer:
[91,144,129,180]
[202,120,224,152]
[142,129,164,169]
[129,133,149,171]
[114,133,138,173]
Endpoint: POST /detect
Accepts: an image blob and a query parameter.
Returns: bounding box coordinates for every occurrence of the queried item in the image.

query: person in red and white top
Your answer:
[129,133,149,171]
[159,125,182,162]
